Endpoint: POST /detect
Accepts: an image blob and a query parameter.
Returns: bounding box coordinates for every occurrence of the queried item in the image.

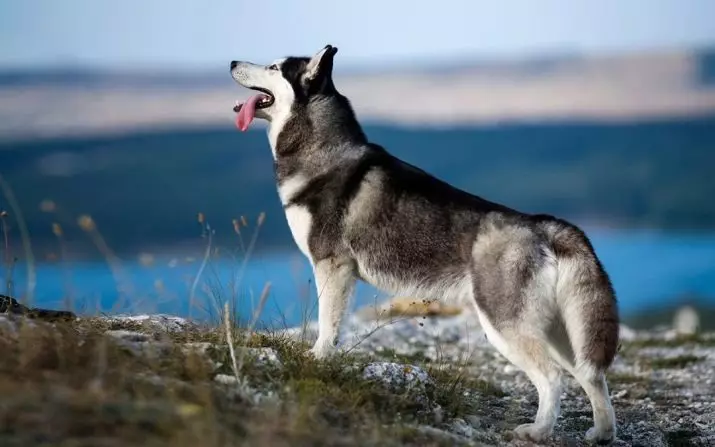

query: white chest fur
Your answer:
[284,206,313,260]
[278,175,313,261]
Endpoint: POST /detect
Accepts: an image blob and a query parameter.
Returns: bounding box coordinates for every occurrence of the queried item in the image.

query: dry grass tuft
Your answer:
[0,316,489,446]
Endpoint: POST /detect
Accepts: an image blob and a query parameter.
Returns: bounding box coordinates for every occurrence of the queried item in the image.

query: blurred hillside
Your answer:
[1,48,715,141]
[1,116,714,259]
[1,48,715,259]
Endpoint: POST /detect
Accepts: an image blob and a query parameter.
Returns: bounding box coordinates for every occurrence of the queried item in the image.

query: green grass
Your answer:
[0,315,497,446]
[0,196,506,446]
[374,347,432,365]
[645,355,705,369]
[607,372,649,385]
[623,334,715,349]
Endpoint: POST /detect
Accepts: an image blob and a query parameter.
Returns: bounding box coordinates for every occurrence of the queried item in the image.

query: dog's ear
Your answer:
[303,45,338,90]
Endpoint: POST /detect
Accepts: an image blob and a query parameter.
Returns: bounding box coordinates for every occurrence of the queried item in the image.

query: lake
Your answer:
[5,228,715,328]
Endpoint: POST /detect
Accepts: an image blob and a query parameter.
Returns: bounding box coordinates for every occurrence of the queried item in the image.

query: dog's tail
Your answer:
[540,218,620,373]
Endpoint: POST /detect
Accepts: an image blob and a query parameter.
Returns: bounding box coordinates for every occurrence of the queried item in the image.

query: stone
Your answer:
[0,293,76,322]
[673,305,700,335]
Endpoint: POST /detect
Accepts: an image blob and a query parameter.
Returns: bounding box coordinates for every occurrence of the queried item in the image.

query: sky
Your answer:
[1,0,714,70]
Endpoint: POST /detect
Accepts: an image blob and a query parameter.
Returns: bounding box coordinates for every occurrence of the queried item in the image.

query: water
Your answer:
[5,229,715,327]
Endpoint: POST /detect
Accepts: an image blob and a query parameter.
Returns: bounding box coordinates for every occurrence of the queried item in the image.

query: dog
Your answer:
[230,45,619,444]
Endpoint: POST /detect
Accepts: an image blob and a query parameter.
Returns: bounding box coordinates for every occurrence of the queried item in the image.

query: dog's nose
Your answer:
[230,61,238,70]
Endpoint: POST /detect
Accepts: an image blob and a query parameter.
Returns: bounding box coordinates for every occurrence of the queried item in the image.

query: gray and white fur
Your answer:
[230,45,620,444]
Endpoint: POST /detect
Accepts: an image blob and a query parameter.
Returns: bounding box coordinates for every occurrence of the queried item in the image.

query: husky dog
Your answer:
[230,45,619,444]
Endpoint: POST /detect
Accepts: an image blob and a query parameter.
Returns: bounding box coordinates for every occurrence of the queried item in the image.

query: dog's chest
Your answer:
[284,206,313,259]
[278,175,313,260]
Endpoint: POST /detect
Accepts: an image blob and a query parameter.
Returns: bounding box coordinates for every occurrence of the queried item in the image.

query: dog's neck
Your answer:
[308,94,366,142]
[270,94,369,181]
[271,94,365,153]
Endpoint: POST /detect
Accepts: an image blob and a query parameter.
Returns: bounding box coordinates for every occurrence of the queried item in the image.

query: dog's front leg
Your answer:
[309,258,356,359]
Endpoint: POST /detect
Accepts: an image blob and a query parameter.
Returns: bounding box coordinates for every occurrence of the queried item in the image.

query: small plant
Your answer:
[607,372,647,384]
[1,208,14,296]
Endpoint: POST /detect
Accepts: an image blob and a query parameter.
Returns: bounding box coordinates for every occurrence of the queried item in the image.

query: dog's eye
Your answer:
[268,64,279,71]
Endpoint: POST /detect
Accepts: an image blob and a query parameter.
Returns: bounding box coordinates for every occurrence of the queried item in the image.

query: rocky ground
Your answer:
[0,305,713,446]
[286,309,715,446]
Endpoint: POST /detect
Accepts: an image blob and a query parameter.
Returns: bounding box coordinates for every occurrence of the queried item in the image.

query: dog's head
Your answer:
[230,45,339,131]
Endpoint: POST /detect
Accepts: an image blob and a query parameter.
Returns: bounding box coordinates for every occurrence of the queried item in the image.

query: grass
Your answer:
[606,372,649,385]
[2,181,714,445]
[623,334,715,349]
[0,315,495,446]
[645,355,705,369]
[0,205,489,445]
[374,347,432,365]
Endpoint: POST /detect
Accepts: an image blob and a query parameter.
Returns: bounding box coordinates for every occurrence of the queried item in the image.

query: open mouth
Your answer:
[233,87,275,113]
[233,87,275,132]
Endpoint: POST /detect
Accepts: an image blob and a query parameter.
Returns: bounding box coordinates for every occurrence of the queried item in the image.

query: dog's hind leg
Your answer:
[546,319,616,444]
[540,221,619,443]
[545,326,617,445]
[309,258,356,359]
[551,258,618,442]
[573,368,616,444]
[473,307,563,443]
[471,227,564,442]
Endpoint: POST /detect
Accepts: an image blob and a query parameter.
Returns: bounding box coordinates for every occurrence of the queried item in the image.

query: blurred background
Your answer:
[1,0,714,328]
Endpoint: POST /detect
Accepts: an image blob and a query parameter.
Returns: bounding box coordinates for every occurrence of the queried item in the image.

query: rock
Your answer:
[673,305,700,335]
[104,314,196,332]
[0,293,76,322]
[214,373,278,405]
[106,329,152,343]
[465,414,484,429]
[449,418,476,438]
[363,362,433,392]
[361,361,443,418]
[105,329,172,358]
[362,361,435,410]
[236,347,282,369]
[619,324,639,342]
[410,424,476,445]
[183,343,282,369]
[214,374,239,385]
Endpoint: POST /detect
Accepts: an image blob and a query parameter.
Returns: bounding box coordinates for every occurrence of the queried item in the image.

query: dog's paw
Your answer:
[308,340,336,360]
[585,426,615,445]
[513,423,552,444]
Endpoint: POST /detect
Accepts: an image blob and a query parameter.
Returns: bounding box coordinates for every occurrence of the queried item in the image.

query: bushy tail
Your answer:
[540,218,620,371]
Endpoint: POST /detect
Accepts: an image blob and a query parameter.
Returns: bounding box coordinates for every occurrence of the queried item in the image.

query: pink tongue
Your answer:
[236,94,264,131]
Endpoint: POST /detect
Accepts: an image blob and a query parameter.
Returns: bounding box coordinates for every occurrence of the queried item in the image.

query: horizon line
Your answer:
[1,43,713,74]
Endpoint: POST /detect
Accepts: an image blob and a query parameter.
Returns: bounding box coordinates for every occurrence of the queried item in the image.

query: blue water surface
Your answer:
[5,229,715,327]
